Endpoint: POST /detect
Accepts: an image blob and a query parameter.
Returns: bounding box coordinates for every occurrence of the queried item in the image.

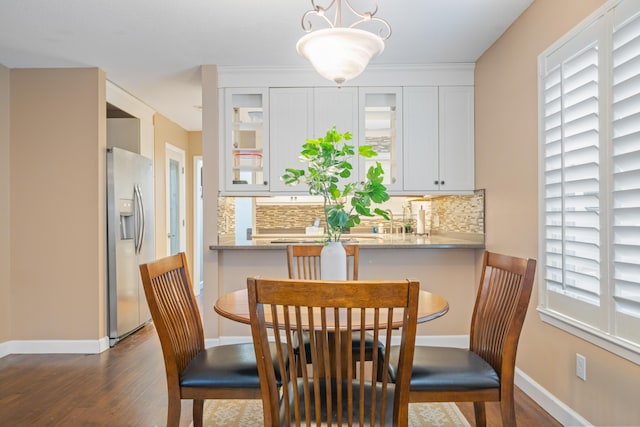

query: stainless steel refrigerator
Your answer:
[107,147,155,346]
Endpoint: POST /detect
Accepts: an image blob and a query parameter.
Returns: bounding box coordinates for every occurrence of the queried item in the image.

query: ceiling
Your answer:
[0,0,533,131]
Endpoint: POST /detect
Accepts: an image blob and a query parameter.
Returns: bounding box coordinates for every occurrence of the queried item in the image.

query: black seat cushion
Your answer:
[180,342,284,388]
[387,346,500,390]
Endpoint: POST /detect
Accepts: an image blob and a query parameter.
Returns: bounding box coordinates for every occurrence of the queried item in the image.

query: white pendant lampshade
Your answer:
[296,28,384,87]
[297,0,391,87]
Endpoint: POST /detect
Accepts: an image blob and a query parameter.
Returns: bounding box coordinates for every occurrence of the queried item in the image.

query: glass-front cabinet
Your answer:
[358,88,403,193]
[224,88,269,192]
[220,84,473,195]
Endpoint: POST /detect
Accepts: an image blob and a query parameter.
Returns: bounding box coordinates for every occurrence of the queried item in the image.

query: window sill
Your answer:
[537,306,640,365]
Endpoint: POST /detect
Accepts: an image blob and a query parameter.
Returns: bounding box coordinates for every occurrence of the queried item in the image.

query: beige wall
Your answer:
[10,68,106,340]
[153,114,202,279]
[201,65,221,338]
[476,0,640,424]
[0,64,10,343]
[189,132,202,158]
[0,69,199,347]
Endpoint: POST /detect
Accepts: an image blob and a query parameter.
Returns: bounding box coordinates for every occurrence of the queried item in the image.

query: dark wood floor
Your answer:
[0,323,562,426]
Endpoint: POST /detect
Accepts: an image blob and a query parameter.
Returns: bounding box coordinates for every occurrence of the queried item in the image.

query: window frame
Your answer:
[537,0,640,365]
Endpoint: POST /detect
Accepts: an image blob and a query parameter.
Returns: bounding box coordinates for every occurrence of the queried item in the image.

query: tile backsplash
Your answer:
[218,190,484,236]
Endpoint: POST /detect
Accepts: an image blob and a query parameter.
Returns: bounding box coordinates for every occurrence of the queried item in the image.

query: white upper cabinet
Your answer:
[403,86,474,193]
[220,80,474,195]
[438,86,474,192]
[314,87,360,187]
[359,87,403,192]
[313,87,358,138]
[403,87,439,192]
[268,88,313,193]
[223,88,269,193]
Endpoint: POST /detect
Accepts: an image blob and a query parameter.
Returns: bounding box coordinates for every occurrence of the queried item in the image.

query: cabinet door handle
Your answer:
[434,180,439,185]
[441,180,445,185]
[263,181,268,186]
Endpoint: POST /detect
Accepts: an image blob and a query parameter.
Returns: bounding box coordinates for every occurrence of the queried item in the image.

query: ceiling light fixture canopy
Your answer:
[296,0,391,88]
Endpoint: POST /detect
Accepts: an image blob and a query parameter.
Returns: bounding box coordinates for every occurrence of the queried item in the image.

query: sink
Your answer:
[269,238,324,244]
[268,236,384,244]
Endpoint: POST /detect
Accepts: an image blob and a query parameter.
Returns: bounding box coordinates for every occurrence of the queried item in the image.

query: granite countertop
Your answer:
[209,232,485,250]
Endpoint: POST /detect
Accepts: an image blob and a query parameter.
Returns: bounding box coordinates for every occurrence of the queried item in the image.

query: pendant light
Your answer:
[296,0,391,87]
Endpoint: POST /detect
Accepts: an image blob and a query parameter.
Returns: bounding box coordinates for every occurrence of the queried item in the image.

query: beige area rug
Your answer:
[190,399,471,427]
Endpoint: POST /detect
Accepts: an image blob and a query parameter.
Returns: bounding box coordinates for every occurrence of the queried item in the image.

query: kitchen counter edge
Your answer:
[209,233,485,250]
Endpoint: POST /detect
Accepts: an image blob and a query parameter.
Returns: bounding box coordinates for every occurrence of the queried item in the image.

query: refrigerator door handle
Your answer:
[134,184,145,255]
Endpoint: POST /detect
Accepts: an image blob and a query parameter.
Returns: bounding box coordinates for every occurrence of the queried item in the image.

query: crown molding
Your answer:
[217,63,475,88]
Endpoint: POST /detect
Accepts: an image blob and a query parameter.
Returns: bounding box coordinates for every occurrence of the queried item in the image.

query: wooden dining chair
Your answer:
[387,250,537,427]
[248,277,420,427]
[286,243,359,280]
[286,244,383,376]
[139,253,283,427]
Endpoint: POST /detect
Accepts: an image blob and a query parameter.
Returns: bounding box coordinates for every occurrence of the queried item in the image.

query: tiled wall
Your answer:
[219,190,484,236]
[431,191,485,233]
[255,204,325,233]
[217,196,236,234]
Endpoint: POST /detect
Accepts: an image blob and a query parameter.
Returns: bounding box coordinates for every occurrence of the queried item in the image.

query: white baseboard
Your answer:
[0,336,110,357]
[515,368,592,427]
[205,334,469,349]
[414,335,468,348]
[206,336,252,347]
[0,340,10,358]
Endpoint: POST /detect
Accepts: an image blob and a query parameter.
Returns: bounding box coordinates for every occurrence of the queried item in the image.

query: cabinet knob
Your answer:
[434,180,439,185]
[263,181,268,186]
[441,180,445,185]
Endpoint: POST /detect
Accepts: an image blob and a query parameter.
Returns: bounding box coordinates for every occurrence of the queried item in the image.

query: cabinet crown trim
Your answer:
[218,64,475,88]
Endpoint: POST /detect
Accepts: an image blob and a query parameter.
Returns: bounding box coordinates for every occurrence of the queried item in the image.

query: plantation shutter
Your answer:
[539,0,640,357]
[611,4,640,344]
[542,19,602,326]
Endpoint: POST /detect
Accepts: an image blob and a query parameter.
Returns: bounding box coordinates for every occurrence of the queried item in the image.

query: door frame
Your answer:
[165,143,186,256]
[193,156,203,295]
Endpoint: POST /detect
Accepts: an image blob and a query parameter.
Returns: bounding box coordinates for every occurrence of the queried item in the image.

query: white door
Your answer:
[166,144,186,256]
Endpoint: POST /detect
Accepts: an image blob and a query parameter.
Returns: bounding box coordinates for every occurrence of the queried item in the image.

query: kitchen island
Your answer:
[205,232,484,345]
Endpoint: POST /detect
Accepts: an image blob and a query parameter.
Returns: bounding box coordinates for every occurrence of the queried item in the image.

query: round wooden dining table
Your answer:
[214,288,450,328]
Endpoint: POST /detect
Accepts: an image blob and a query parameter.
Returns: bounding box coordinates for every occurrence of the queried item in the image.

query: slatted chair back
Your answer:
[287,244,359,280]
[140,252,203,380]
[470,251,537,380]
[141,253,266,427]
[395,250,537,427]
[248,277,419,427]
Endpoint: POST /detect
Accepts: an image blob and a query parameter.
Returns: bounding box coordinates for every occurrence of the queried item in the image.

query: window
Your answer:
[538,0,640,363]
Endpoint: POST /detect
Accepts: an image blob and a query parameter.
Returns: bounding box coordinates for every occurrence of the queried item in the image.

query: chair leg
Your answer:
[473,401,487,427]
[193,399,204,427]
[166,395,182,427]
[500,395,517,427]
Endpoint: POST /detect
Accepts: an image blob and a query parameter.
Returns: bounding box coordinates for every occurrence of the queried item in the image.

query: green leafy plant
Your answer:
[281,126,390,242]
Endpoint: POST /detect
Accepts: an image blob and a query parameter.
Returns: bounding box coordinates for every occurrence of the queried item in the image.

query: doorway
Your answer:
[165,144,186,256]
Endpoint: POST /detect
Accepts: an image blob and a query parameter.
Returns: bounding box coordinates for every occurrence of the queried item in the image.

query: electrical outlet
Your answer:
[576,353,587,381]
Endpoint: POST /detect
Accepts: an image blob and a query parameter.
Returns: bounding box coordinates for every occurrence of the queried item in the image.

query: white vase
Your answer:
[320,241,347,280]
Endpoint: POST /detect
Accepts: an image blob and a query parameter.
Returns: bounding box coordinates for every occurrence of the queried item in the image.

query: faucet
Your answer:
[384,209,394,235]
